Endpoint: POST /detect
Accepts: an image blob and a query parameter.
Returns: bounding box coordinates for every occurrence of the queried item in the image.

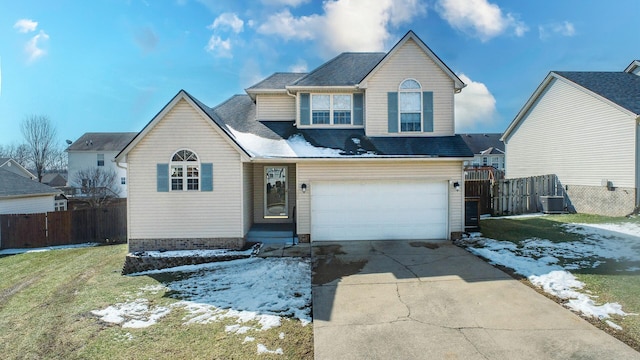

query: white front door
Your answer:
[311,180,448,241]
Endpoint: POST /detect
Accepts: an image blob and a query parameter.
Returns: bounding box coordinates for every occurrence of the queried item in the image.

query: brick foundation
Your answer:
[565,185,636,217]
[128,237,245,253]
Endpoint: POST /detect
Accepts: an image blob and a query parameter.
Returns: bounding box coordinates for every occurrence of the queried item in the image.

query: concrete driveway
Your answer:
[312,240,639,360]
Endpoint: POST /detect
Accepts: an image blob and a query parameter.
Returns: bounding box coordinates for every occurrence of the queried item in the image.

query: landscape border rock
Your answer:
[121,244,261,275]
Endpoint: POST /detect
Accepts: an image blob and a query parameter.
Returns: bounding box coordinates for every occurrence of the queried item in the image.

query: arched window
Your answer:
[170,149,199,191]
[399,79,422,132]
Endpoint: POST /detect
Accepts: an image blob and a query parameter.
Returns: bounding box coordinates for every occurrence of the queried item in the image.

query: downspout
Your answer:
[636,116,640,211]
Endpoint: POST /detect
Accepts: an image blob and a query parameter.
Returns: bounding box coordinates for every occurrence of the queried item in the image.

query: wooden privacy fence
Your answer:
[492,174,565,216]
[0,205,126,249]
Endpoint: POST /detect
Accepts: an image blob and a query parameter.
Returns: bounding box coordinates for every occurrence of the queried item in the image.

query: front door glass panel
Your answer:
[265,167,288,217]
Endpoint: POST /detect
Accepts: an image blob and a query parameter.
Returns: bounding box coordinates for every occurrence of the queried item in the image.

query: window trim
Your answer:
[169,149,200,192]
[398,78,423,132]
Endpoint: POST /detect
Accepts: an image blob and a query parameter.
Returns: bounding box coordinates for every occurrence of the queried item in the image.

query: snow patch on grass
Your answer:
[458,221,640,326]
[91,299,170,328]
[257,344,283,355]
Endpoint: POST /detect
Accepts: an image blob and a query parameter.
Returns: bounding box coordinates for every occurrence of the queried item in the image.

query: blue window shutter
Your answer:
[387,92,398,133]
[353,93,364,125]
[201,163,213,191]
[300,93,310,125]
[157,164,169,192]
[423,91,434,132]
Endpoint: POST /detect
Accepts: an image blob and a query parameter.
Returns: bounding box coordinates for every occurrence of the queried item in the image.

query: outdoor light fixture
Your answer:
[453,181,460,192]
[301,183,307,193]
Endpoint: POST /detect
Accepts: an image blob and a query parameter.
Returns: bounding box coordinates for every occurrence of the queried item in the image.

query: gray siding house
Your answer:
[502,60,640,216]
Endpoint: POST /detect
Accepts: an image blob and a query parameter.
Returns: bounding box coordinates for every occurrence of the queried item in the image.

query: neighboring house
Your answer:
[67,132,137,198]
[460,133,505,170]
[0,168,61,215]
[115,31,473,252]
[502,60,640,216]
[0,158,36,180]
[41,173,67,188]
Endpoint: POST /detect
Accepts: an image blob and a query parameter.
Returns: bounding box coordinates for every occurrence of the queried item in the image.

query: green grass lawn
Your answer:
[479,214,640,350]
[0,245,313,360]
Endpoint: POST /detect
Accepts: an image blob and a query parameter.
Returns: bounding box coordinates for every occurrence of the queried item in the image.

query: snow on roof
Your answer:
[228,126,369,158]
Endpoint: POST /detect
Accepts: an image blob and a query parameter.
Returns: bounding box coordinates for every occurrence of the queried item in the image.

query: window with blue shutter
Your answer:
[353,93,364,125]
[300,93,310,125]
[387,92,398,133]
[201,163,213,191]
[157,163,169,192]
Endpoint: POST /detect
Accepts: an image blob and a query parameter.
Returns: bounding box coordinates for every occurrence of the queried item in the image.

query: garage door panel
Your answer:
[311,181,448,241]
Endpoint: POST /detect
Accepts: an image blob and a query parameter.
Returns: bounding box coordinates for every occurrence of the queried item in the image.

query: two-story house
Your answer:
[460,133,505,170]
[67,132,137,198]
[115,31,473,252]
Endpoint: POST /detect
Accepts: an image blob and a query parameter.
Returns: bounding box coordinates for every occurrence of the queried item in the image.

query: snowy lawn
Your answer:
[457,214,640,350]
[0,244,313,359]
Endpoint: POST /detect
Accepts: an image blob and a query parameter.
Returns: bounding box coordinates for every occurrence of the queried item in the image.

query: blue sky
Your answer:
[1,0,638,146]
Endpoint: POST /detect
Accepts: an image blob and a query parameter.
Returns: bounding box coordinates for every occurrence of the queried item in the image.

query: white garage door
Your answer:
[311,180,448,241]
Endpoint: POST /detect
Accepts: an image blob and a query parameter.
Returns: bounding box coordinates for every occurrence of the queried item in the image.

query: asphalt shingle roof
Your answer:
[555,71,640,115]
[459,133,504,154]
[67,132,138,151]
[205,94,472,158]
[292,53,386,87]
[0,168,60,198]
[246,72,307,90]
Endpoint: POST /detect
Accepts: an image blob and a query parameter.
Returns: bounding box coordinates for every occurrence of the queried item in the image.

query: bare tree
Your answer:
[21,115,58,182]
[47,146,68,173]
[0,143,31,168]
[72,167,120,208]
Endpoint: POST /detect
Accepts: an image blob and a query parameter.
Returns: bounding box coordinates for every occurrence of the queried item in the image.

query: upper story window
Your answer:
[399,79,422,132]
[97,153,105,167]
[170,149,199,191]
[311,94,352,125]
[300,93,363,127]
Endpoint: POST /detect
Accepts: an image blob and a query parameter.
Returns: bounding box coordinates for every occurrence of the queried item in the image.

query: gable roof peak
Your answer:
[359,30,465,92]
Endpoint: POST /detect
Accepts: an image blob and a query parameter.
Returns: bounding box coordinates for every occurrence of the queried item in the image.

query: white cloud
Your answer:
[261,0,309,6]
[205,35,232,58]
[455,73,498,132]
[209,12,244,34]
[257,0,426,56]
[289,60,307,73]
[14,19,38,33]
[257,9,320,41]
[539,21,576,40]
[435,0,527,42]
[25,30,49,62]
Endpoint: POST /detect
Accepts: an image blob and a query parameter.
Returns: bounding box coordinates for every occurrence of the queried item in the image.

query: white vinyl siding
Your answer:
[252,163,296,224]
[296,160,463,239]
[242,162,253,236]
[0,195,55,215]
[68,150,128,197]
[256,94,296,121]
[365,38,455,136]
[505,78,637,188]
[127,99,243,239]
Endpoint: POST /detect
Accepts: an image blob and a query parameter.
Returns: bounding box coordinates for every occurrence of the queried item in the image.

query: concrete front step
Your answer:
[248,236,298,245]
[247,230,294,238]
